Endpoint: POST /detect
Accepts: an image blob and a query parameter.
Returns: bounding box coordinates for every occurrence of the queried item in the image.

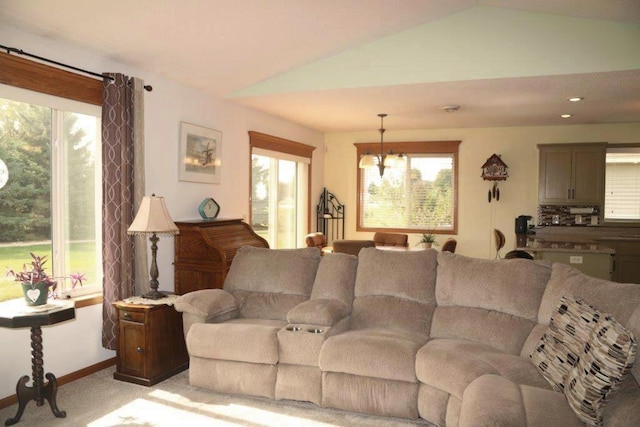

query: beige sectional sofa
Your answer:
[174,245,640,426]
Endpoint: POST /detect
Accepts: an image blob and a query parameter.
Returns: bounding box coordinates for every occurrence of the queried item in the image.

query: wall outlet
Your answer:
[569,256,583,264]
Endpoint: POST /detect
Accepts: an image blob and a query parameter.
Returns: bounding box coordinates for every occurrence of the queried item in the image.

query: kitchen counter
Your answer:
[518,226,640,283]
[532,225,640,242]
[516,236,614,280]
[516,239,615,254]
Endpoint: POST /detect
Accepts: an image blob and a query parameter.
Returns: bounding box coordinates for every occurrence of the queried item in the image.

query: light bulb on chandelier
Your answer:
[358,113,405,177]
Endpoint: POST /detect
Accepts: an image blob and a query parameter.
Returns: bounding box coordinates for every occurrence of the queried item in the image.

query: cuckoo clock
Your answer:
[481,154,508,202]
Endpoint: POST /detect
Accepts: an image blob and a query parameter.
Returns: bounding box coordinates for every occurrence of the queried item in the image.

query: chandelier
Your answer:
[358,113,405,177]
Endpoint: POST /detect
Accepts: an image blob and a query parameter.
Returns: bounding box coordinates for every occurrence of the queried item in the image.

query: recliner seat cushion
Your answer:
[416,338,549,400]
[320,328,427,383]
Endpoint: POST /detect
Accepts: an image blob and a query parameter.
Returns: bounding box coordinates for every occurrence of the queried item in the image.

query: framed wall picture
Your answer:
[179,122,222,184]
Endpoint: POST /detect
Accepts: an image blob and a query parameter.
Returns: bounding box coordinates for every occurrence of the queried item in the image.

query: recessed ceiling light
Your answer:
[568,97,584,102]
[442,105,460,113]
[561,114,573,118]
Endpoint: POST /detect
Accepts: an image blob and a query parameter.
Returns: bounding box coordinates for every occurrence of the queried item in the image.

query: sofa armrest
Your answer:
[287,299,349,326]
[174,289,238,322]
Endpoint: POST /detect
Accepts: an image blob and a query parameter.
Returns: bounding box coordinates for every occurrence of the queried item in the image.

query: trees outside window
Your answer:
[356,141,459,234]
[249,131,314,249]
[0,92,101,302]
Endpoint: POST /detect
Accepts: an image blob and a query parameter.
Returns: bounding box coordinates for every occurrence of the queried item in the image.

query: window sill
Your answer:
[61,293,103,309]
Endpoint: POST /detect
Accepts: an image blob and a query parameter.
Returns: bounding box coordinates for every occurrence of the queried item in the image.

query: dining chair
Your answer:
[494,229,506,259]
[305,232,327,250]
[441,238,457,253]
[372,232,409,247]
[332,240,375,256]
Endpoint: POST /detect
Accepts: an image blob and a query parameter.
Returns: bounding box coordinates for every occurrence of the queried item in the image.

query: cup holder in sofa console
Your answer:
[307,328,324,334]
[286,326,302,332]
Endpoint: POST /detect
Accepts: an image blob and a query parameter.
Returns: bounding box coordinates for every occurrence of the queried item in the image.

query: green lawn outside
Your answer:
[0,242,96,302]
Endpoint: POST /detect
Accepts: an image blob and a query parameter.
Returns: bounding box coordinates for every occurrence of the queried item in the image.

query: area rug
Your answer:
[0,368,432,426]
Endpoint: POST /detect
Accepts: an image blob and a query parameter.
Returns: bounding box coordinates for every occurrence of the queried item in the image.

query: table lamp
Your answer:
[127,194,179,299]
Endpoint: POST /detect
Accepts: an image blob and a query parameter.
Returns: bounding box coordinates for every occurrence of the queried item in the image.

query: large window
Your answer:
[356,141,459,233]
[249,132,314,248]
[0,85,102,302]
[605,145,640,223]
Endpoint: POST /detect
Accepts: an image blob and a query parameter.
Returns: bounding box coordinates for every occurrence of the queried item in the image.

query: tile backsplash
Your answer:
[538,205,601,226]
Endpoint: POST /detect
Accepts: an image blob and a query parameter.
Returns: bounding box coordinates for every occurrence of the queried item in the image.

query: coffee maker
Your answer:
[515,215,532,234]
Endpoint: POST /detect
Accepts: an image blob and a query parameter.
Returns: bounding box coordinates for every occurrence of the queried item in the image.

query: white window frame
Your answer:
[604,144,640,224]
[251,148,310,248]
[249,131,314,248]
[0,84,103,297]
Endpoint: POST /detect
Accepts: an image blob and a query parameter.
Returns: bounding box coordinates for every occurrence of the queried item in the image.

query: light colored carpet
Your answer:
[0,368,433,426]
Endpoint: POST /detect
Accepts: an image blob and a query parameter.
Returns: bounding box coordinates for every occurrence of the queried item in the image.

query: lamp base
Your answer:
[141,289,167,300]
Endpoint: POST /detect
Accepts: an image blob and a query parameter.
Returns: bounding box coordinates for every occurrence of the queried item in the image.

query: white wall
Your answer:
[0,23,324,400]
[324,123,640,259]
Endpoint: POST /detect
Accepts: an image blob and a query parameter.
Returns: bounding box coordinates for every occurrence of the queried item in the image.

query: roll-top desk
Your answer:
[174,219,269,294]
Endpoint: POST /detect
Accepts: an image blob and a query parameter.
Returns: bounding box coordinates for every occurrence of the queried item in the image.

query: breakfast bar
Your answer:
[516,237,615,280]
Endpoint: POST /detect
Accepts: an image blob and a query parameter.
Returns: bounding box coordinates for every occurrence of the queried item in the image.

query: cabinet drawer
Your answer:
[119,310,145,323]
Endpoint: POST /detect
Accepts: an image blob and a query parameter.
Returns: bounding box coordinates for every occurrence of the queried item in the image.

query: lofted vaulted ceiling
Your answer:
[0,0,639,132]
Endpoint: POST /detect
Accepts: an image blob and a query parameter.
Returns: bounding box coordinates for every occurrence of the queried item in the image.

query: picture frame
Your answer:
[179,122,222,184]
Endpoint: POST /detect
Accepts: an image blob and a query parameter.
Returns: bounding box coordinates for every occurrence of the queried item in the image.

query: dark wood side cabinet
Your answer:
[174,218,269,295]
[113,301,188,386]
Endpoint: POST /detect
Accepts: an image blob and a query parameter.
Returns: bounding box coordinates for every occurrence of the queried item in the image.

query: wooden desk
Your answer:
[174,219,268,294]
[0,300,75,426]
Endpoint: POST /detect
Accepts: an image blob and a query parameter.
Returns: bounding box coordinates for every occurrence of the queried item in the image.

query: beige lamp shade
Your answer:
[359,154,377,168]
[127,195,179,236]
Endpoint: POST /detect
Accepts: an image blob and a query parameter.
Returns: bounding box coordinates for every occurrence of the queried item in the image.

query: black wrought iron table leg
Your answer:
[4,326,66,426]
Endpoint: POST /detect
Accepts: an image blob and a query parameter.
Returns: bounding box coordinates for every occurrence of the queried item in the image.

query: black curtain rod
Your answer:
[1,44,153,92]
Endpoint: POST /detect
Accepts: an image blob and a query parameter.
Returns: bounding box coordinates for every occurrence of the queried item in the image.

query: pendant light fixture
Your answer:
[358,113,405,177]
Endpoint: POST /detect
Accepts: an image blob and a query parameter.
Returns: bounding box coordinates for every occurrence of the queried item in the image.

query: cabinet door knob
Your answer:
[136,347,143,353]
[124,312,131,320]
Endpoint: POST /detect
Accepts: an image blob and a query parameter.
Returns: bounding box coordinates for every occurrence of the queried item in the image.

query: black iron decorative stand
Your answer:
[316,188,345,244]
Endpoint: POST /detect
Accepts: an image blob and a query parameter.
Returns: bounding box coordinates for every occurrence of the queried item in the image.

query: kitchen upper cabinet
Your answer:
[538,143,606,205]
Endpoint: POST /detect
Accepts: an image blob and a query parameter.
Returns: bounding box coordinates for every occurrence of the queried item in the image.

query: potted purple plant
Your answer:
[6,253,58,306]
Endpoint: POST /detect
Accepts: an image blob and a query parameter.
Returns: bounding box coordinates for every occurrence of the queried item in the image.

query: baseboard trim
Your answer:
[0,357,116,410]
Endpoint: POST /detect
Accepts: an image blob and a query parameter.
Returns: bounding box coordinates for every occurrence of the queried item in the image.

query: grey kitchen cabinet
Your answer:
[597,239,640,284]
[538,143,606,205]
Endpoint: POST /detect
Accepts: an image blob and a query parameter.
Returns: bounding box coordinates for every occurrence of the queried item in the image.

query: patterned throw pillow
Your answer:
[564,316,637,426]
[530,296,601,392]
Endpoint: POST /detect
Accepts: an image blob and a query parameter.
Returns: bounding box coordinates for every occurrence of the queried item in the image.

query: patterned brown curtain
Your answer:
[101,73,145,349]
